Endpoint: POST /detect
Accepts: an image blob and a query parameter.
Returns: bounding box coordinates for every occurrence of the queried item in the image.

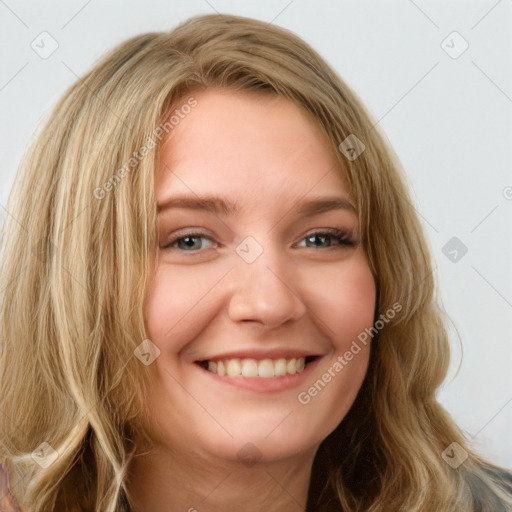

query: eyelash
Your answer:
[161,228,355,252]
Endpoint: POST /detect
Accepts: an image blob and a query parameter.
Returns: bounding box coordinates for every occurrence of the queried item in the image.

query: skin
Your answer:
[127,88,376,512]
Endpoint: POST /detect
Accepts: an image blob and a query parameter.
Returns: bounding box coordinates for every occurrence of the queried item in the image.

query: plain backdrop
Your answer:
[1,0,511,469]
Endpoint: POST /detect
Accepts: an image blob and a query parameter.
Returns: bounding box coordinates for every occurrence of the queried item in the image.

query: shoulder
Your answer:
[0,463,21,512]
[484,466,512,491]
[469,465,512,512]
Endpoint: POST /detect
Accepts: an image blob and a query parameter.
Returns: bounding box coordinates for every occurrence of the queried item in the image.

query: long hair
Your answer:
[0,13,510,512]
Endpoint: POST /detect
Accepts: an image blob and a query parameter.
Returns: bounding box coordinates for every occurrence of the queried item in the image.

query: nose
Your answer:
[227,242,307,329]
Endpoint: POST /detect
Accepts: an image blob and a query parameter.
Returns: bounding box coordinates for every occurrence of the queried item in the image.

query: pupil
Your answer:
[309,235,329,247]
[181,236,199,249]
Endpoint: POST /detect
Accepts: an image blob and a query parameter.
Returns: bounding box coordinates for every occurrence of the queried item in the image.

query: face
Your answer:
[143,88,376,464]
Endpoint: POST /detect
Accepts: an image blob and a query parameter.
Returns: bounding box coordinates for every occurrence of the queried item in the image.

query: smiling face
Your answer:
[142,88,376,464]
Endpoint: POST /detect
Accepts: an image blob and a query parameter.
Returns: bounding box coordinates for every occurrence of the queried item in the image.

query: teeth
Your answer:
[274,358,287,377]
[241,359,258,377]
[286,358,297,375]
[258,359,274,378]
[203,357,307,378]
[226,359,241,377]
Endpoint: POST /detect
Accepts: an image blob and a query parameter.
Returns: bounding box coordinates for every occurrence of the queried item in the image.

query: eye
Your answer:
[296,228,355,249]
[161,228,355,252]
[162,231,216,251]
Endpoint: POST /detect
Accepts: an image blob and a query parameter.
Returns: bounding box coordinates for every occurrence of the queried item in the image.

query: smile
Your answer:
[194,353,323,393]
[196,356,319,378]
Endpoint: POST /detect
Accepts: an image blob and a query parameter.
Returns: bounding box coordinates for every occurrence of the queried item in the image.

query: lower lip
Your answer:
[195,357,322,393]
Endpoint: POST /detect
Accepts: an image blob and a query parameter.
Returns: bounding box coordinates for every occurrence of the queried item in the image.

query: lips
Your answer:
[194,353,323,393]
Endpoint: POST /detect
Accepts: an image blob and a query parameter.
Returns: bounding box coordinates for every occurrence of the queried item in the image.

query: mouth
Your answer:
[195,355,320,378]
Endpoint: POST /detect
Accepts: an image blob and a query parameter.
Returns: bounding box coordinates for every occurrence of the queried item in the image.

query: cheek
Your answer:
[304,258,375,411]
[307,254,376,348]
[290,257,376,444]
[143,264,223,347]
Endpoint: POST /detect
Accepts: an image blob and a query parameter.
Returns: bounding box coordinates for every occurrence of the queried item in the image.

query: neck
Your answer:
[125,443,318,512]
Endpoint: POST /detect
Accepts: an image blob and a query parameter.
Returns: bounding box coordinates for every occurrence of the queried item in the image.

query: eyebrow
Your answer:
[157,195,357,217]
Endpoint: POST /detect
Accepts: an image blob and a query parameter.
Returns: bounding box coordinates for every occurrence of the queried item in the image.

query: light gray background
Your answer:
[1,0,511,469]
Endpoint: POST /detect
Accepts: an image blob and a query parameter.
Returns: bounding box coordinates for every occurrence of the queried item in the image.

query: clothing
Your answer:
[0,463,21,512]
[1,461,510,511]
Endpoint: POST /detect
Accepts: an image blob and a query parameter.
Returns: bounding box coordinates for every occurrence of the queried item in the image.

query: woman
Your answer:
[0,13,510,512]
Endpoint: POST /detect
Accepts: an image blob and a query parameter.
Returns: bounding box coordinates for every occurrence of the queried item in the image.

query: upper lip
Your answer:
[195,348,322,362]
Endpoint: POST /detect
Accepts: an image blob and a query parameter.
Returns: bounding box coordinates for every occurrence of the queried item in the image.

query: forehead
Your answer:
[156,88,348,203]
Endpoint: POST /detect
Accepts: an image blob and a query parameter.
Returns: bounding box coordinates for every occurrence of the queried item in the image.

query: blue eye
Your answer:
[297,229,354,249]
[162,228,354,252]
[163,231,215,251]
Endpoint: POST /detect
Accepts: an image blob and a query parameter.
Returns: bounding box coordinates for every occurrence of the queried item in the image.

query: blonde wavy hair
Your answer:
[0,13,511,512]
